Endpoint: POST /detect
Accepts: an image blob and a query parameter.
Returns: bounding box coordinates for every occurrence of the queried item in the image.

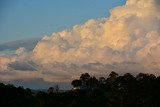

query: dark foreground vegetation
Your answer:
[0,72,160,107]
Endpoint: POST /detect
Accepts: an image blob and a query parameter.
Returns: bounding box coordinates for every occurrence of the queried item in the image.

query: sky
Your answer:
[0,0,125,43]
[0,0,160,89]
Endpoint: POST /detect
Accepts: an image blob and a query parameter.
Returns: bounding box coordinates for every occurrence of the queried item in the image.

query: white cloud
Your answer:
[0,0,160,83]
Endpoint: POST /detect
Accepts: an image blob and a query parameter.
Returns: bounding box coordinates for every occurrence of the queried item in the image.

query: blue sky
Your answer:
[0,0,125,43]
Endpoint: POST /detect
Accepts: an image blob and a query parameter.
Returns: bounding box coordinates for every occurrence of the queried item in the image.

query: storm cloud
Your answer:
[0,0,160,84]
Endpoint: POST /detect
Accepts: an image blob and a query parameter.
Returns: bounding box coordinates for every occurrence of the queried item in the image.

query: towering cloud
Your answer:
[0,0,160,83]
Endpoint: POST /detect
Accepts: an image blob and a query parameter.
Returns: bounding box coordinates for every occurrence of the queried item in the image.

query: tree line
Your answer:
[0,71,160,107]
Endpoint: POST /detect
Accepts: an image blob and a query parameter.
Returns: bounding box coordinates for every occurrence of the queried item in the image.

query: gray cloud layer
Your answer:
[0,38,40,52]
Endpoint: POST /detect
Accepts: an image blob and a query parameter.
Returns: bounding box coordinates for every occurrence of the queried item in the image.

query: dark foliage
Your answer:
[0,72,160,107]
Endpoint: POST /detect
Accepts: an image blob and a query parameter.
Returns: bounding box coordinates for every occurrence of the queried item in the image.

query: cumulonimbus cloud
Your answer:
[0,0,160,83]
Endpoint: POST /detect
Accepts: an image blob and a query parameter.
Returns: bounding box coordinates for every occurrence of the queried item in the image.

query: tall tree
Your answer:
[80,73,91,87]
[71,79,82,87]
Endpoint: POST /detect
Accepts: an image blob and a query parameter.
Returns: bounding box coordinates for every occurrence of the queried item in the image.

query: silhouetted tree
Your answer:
[0,71,160,107]
[89,76,99,88]
[71,79,82,87]
[80,73,91,87]
[48,87,54,93]
[54,84,59,93]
